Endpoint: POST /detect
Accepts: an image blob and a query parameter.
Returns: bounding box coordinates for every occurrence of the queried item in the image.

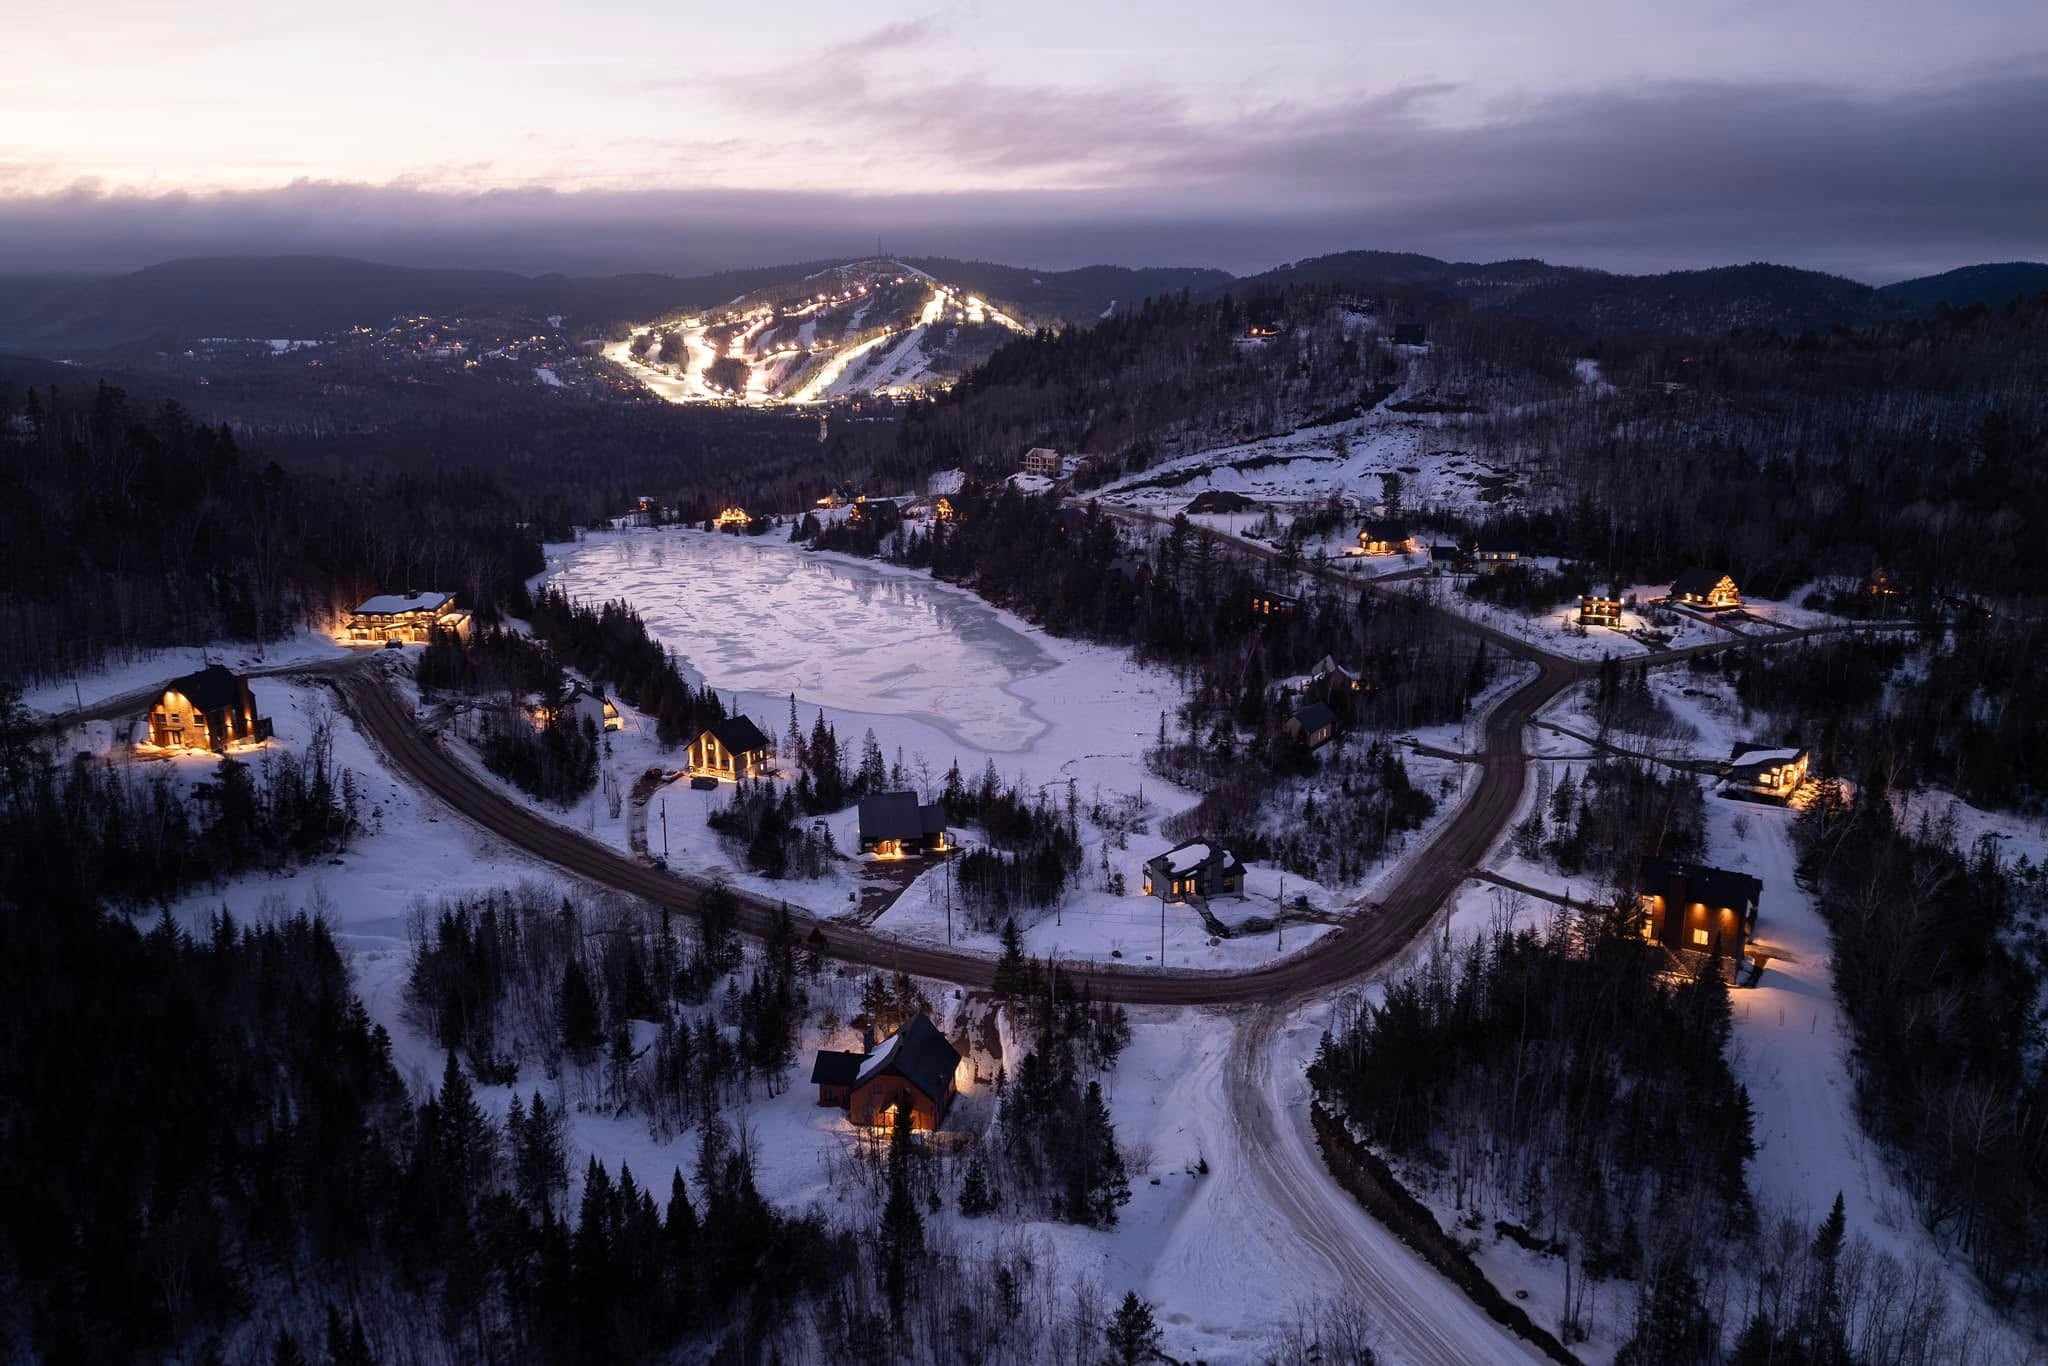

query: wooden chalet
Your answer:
[143,664,274,753]
[1726,743,1810,798]
[1020,446,1063,478]
[1142,840,1245,904]
[1580,592,1623,628]
[1637,859,1762,961]
[1358,522,1417,556]
[714,506,750,532]
[811,1014,961,1131]
[1669,568,1741,611]
[345,591,469,643]
[1285,701,1338,750]
[1474,547,1520,567]
[1248,587,1300,618]
[858,791,950,857]
[687,715,772,779]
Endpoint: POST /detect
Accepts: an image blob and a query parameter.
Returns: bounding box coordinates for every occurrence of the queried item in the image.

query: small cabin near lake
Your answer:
[858,791,950,857]
[687,716,772,779]
[1143,840,1245,904]
[346,591,469,643]
[143,665,274,753]
[811,1014,961,1131]
[1669,569,1741,611]
[1638,859,1761,962]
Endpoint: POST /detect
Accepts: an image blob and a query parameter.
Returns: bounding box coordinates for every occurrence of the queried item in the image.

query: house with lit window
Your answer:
[714,506,750,532]
[1474,547,1520,568]
[1725,743,1810,798]
[857,791,950,857]
[1580,592,1624,628]
[1668,568,1741,611]
[810,1014,961,1130]
[1248,587,1300,618]
[1284,701,1338,750]
[1637,859,1762,962]
[687,715,772,779]
[1142,840,1245,904]
[142,665,273,753]
[345,591,469,643]
[1020,446,1063,477]
[1358,522,1417,556]
[535,687,621,734]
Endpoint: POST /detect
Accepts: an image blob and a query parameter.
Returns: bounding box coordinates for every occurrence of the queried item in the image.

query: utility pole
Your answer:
[1159,894,1166,965]
[660,798,668,858]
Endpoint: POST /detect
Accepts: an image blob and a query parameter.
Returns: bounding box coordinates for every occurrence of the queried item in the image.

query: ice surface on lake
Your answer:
[551,534,1057,752]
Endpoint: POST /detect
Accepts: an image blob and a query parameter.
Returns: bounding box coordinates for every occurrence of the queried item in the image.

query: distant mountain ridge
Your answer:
[1227,252,2048,335]
[0,249,2041,354]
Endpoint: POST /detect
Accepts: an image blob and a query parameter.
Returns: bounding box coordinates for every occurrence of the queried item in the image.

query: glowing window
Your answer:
[1692,928,1710,947]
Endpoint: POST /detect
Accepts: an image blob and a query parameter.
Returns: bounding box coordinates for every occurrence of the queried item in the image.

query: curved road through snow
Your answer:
[332,522,1913,1364]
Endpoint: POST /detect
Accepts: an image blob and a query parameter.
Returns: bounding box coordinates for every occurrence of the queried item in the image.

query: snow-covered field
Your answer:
[1095,412,1531,526]
[21,627,356,718]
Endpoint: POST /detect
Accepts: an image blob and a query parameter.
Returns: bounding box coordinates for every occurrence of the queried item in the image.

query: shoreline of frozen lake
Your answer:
[549,531,1065,756]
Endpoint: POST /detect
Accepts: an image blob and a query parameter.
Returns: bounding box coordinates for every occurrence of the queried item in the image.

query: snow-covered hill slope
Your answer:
[606,258,1030,406]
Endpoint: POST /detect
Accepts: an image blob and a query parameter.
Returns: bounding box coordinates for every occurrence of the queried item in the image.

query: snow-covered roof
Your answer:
[927,467,966,497]
[1729,745,1803,767]
[1007,473,1054,494]
[353,590,454,616]
[1166,842,1210,873]
[855,1031,902,1083]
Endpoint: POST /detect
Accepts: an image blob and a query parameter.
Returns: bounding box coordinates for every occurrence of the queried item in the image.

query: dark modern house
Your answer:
[857,791,950,857]
[1248,587,1301,618]
[811,1014,961,1130]
[1637,859,1763,961]
[1142,840,1246,903]
[142,664,274,753]
[1358,522,1416,556]
[687,715,772,779]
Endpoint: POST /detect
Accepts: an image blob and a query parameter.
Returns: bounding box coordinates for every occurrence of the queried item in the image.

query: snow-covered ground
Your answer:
[21,628,356,718]
[1096,412,1532,526]
[1454,677,2043,1360]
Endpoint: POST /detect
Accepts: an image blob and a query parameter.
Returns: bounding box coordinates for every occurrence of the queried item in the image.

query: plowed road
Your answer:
[330,531,1911,1366]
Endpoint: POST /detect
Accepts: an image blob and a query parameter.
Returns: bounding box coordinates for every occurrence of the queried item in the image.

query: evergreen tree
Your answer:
[558,959,602,1060]
[993,918,1028,998]
[880,1105,925,1324]
[958,1155,995,1216]
[1105,1291,1161,1365]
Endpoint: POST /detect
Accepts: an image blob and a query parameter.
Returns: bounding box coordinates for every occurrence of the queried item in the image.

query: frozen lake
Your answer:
[550,532,1060,753]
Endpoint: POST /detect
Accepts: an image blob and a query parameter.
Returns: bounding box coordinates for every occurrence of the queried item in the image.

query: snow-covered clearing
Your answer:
[21,628,356,718]
[1096,413,1531,526]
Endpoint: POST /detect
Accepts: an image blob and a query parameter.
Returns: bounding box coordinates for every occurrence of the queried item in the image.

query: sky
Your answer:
[2,1,2044,280]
